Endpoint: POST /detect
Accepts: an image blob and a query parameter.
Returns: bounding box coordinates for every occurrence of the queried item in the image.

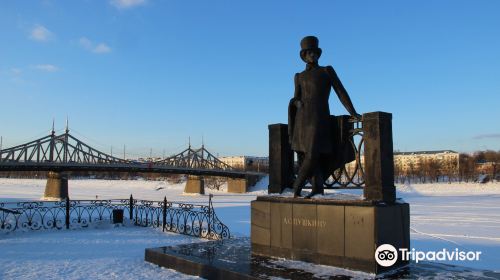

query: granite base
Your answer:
[251,196,410,274]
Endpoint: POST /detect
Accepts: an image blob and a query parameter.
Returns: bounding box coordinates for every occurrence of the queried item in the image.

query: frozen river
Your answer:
[1,178,499,279]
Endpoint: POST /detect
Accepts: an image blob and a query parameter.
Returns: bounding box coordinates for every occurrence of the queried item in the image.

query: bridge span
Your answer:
[0,161,257,179]
[0,126,264,197]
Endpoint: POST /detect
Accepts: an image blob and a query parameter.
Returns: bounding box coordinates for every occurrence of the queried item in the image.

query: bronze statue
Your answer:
[289,36,360,198]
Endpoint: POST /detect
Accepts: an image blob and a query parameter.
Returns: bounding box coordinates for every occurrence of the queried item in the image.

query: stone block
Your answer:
[251,201,270,229]
[184,176,204,194]
[251,201,272,247]
[250,197,410,274]
[345,206,375,261]
[376,203,411,252]
[270,202,292,249]
[251,224,270,247]
[291,203,317,252]
[317,205,344,257]
[268,124,294,193]
[363,112,396,203]
[227,178,247,193]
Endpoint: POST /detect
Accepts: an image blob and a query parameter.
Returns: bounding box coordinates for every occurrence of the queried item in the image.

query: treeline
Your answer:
[457,150,499,182]
[394,150,499,184]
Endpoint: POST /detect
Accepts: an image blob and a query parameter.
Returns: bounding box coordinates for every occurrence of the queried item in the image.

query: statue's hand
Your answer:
[351,113,362,121]
[295,100,303,109]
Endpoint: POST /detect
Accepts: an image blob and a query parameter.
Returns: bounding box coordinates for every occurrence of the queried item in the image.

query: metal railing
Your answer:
[0,194,230,240]
[324,117,365,188]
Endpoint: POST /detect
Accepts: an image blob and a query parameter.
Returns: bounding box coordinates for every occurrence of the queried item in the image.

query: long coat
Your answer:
[289,66,332,154]
[288,65,357,156]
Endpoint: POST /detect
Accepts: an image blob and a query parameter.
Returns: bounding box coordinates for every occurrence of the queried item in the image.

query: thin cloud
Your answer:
[10,68,22,75]
[79,37,93,49]
[79,37,112,54]
[473,134,500,140]
[93,43,111,54]
[29,24,52,42]
[110,0,146,9]
[33,64,59,72]
[8,68,25,83]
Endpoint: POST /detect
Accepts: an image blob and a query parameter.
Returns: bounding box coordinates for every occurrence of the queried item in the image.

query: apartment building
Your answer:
[219,156,269,171]
[394,150,459,173]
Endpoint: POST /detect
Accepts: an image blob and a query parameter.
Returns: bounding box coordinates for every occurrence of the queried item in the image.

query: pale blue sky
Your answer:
[1,0,499,158]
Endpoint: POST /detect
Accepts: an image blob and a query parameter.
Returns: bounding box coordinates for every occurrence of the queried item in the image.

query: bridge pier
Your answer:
[227,178,247,193]
[44,171,69,200]
[227,175,262,193]
[184,176,205,194]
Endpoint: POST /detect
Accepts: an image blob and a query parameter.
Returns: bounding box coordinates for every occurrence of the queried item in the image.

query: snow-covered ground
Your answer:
[398,182,500,272]
[1,177,500,279]
[0,225,200,279]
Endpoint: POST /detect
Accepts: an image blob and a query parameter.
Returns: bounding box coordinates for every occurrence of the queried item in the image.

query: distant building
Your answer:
[394,150,459,174]
[219,156,268,171]
[137,157,163,162]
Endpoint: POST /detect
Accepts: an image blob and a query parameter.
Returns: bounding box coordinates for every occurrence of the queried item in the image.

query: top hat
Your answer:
[300,36,322,62]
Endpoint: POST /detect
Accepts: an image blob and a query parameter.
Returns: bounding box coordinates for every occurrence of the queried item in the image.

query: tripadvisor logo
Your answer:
[375,244,398,267]
[375,244,482,267]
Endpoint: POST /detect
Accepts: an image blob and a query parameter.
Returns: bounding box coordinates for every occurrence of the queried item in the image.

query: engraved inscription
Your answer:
[351,216,364,225]
[283,217,326,228]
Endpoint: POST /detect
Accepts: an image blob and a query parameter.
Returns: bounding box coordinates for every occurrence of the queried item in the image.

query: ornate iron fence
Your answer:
[324,117,365,188]
[0,194,230,240]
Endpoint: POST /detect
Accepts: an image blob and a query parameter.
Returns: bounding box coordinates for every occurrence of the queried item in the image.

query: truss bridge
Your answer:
[0,127,252,178]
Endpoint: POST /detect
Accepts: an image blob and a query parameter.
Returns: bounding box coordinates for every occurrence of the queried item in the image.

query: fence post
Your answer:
[208,194,212,237]
[129,194,134,221]
[65,196,70,229]
[162,196,167,232]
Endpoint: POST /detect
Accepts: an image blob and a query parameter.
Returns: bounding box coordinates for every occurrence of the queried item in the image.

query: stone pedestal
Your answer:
[184,176,205,194]
[44,171,69,199]
[251,196,410,274]
[268,124,294,193]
